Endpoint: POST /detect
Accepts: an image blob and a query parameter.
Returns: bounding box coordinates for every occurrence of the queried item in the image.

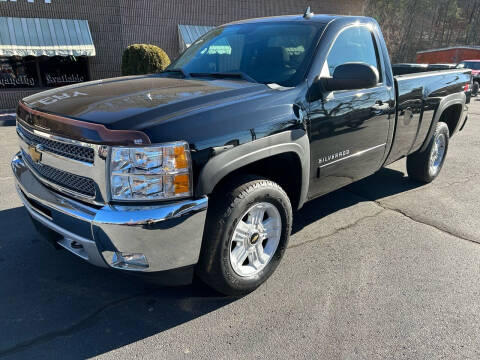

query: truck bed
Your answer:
[384,69,470,164]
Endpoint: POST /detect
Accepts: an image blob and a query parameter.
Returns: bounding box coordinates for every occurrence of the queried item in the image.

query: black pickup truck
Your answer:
[12,12,470,295]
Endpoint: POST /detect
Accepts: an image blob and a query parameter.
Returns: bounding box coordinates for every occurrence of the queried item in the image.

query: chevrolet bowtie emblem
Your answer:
[28,144,43,163]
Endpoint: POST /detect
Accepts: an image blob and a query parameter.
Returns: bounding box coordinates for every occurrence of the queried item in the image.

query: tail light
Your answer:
[464,83,470,91]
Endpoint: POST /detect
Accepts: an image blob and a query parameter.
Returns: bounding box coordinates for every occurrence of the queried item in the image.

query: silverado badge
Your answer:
[28,145,42,163]
[318,150,350,165]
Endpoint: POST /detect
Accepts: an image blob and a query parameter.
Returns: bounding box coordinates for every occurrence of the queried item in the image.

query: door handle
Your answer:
[372,100,389,114]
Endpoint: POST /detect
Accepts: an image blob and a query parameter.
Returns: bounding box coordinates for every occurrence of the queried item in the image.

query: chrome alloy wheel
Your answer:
[429,133,446,176]
[229,202,282,277]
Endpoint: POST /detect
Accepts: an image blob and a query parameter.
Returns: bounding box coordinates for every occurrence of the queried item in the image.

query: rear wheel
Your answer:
[197,176,292,296]
[472,81,479,97]
[407,122,449,183]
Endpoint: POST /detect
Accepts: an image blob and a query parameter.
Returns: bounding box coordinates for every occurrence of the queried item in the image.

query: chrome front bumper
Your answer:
[12,152,208,273]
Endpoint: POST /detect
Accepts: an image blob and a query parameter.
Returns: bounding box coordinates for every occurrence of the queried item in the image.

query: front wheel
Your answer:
[407,121,449,183]
[197,176,292,296]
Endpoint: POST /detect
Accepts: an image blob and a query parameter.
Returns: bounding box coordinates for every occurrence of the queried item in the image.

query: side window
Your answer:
[323,26,382,82]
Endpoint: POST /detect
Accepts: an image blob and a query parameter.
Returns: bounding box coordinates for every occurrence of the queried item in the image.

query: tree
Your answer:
[365,0,480,62]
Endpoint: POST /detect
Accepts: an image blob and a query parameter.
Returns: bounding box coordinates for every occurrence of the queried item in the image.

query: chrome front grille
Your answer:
[24,151,96,197]
[18,124,95,163]
[16,121,107,204]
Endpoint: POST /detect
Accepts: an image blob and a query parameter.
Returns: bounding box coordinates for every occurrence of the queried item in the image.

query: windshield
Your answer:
[458,61,480,70]
[167,22,322,87]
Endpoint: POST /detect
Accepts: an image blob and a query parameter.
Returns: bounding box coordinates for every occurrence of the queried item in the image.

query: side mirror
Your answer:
[321,63,379,92]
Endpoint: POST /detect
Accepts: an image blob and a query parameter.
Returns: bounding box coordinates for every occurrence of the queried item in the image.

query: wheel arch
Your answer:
[195,129,310,210]
[419,92,466,153]
[441,103,464,135]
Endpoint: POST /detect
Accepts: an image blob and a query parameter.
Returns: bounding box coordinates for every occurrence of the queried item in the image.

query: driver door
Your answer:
[307,25,392,198]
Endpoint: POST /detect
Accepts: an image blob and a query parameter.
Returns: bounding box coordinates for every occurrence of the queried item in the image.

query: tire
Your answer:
[197,176,292,296]
[406,121,449,183]
[472,81,479,97]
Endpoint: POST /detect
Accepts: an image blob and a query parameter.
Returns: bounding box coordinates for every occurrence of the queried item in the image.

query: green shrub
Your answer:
[121,44,171,76]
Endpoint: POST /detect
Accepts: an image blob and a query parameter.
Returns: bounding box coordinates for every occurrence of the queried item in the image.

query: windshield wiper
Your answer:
[163,68,189,78]
[189,72,258,83]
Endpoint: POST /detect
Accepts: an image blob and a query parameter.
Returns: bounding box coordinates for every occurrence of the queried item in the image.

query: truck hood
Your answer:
[23,75,271,129]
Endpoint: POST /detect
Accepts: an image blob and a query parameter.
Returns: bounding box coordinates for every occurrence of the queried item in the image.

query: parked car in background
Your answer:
[457,60,480,97]
[12,13,471,295]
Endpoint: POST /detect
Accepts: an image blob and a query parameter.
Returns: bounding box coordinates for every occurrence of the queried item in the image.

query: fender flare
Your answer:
[195,129,310,209]
[419,92,465,153]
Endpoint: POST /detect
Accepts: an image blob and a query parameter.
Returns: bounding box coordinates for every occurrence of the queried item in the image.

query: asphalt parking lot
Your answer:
[0,99,479,359]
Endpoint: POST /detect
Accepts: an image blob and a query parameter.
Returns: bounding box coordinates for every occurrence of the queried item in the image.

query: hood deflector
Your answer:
[17,102,151,146]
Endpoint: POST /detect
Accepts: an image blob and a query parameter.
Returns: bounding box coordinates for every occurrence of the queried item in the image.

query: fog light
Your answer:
[111,252,149,270]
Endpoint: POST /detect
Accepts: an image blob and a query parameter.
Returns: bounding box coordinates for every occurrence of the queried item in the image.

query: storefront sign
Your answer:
[45,74,85,85]
[0,75,35,87]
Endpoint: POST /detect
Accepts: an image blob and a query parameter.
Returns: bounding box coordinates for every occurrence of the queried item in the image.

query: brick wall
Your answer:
[0,0,366,108]
[0,89,40,110]
[119,0,366,65]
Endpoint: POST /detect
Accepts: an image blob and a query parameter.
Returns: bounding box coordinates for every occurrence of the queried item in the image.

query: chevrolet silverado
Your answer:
[12,11,471,295]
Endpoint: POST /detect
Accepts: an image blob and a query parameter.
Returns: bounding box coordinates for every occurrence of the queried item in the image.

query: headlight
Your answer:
[110,141,192,201]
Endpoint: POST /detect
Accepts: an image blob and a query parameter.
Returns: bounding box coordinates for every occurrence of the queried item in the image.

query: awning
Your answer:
[0,17,96,57]
[178,24,214,52]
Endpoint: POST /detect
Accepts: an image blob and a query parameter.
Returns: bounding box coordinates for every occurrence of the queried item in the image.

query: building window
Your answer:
[0,56,89,89]
[0,57,37,88]
[39,57,89,87]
